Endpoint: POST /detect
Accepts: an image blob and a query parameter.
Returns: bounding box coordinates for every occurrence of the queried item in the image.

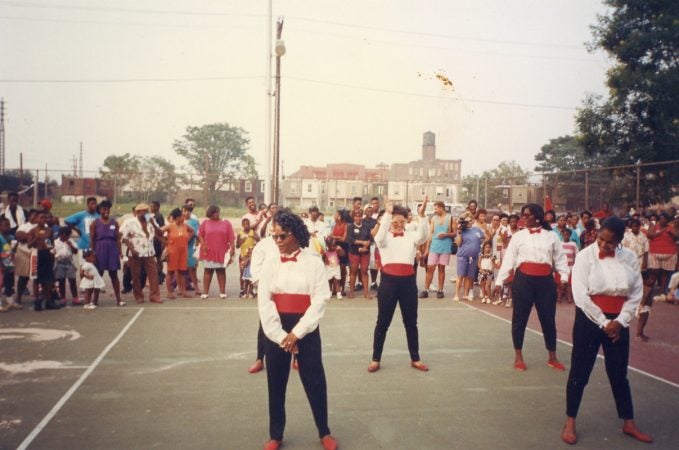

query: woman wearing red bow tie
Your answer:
[494,203,569,372]
[257,211,337,450]
[561,217,652,445]
[368,198,429,373]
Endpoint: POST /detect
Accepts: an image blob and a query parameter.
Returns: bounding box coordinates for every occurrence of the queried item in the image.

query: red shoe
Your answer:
[623,426,653,443]
[410,361,429,372]
[248,360,264,374]
[263,439,281,450]
[514,361,527,371]
[292,358,298,370]
[321,435,338,450]
[367,361,380,373]
[547,360,566,371]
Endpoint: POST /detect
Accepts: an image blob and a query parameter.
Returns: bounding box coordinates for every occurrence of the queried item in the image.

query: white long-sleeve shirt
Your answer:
[250,236,278,283]
[495,227,569,286]
[571,243,642,329]
[374,213,428,265]
[257,248,331,344]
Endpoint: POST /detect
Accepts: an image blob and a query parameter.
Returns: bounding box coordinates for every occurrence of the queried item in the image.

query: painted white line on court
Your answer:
[463,302,679,390]
[17,308,145,450]
[123,305,472,312]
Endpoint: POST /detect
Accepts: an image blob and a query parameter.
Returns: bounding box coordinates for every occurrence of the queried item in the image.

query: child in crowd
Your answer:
[237,218,259,298]
[54,226,81,306]
[477,242,496,303]
[80,249,105,309]
[27,211,58,311]
[324,237,344,299]
[0,217,16,301]
[559,228,578,303]
[240,246,254,298]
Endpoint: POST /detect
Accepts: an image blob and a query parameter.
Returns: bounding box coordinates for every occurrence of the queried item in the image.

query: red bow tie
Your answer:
[599,250,615,260]
[529,228,541,234]
[392,231,404,237]
[280,250,301,263]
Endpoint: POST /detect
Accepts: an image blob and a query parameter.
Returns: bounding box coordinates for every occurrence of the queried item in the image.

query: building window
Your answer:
[291,183,297,193]
[377,185,384,195]
[446,188,452,197]
[436,186,444,195]
[260,181,265,192]
[245,181,252,192]
[307,183,312,193]
[419,168,424,176]
[421,188,426,196]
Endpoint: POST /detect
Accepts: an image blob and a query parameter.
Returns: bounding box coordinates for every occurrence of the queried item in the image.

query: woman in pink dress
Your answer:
[198,205,235,299]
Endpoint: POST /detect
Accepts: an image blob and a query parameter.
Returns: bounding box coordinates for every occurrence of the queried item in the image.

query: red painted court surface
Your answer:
[1,270,678,449]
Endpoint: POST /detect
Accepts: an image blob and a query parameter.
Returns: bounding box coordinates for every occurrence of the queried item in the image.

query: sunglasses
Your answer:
[273,233,289,241]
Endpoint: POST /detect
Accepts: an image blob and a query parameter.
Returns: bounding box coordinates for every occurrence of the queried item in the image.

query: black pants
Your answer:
[265,313,330,441]
[566,308,633,419]
[257,322,266,361]
[3,269,14,296]
[372,272,420,362]
[511,270,557,351]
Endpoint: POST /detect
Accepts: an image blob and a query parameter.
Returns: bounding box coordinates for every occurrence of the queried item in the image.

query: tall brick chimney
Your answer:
[422,131,435,162]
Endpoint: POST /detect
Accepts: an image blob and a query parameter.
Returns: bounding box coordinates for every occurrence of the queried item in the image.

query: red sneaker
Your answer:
[547,360,566,371]
[263,439,281,450]
[514,361,527,371]
[248,360,264,374]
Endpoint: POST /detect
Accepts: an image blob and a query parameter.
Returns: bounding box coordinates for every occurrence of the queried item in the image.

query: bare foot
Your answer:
[347,292,355,299]
[635,334,650,342]
[364,292,372,299]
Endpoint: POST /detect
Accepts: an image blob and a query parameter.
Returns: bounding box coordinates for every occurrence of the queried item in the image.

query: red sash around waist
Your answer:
[272,293,311,314]
[590,294,626,314]
[382,263,415,277]
[518,262,552,276]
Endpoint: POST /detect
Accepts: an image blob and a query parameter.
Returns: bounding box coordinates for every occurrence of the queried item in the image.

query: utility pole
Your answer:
[79,142,84,178]
[204,152,209,206]
[264,0,273,204]
[272,16,285,204]
[19,152,23,188]
[44,163,48,199]
[0,98,5,175]
[33,170,38,208]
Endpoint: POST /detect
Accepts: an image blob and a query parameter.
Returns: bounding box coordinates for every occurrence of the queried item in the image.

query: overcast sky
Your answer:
[0,0,612,180]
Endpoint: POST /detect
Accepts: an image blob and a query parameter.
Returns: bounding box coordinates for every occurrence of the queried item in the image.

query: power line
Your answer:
[287,15,585,50]
[0,14,257,30]
[0,0,264,17]
[286,76,577,111]
[0,0,586,50]
[0,76,265,84]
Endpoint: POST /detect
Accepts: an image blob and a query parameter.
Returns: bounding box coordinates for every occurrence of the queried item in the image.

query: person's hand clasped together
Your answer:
[257,211,337,450]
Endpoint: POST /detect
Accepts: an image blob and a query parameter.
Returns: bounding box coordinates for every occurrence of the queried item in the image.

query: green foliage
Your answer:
[576,0,678,192]
[99,153,177,202]
[461,160,530,207]
[173,123,258,204]
[534,135,609,172]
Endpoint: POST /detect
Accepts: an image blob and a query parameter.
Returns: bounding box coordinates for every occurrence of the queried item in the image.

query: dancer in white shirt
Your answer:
[257,211,337,450]
[368,198,429,373]
[495,203,569,372]
[561,217,652,445]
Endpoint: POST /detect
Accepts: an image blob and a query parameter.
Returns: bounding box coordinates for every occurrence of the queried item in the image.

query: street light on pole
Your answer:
[272,17,285,204]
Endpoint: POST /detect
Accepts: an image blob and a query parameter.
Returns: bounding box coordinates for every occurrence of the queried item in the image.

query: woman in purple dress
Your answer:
[89,200,124,306]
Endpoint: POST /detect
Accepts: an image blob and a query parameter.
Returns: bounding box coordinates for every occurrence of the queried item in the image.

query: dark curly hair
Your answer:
[274,210,310,248]
[521,203,551,230]
[600,216,626,242]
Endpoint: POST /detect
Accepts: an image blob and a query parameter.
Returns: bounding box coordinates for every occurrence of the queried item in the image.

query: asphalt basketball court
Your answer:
[1,264,678,450]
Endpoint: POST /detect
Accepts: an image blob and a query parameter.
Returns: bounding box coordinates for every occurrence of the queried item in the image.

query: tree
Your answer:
[534,135,608,172]
[576,0,679,200]
[173,123,258,202]
[460,160,530,208]
[99,153,177,202]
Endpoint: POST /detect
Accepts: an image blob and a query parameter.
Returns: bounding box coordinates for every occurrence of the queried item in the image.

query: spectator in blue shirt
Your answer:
[64,197,100,250]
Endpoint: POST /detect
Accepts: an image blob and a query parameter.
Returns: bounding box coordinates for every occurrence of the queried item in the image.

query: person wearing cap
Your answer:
[64,196,100,251]
[120,203,163,304]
